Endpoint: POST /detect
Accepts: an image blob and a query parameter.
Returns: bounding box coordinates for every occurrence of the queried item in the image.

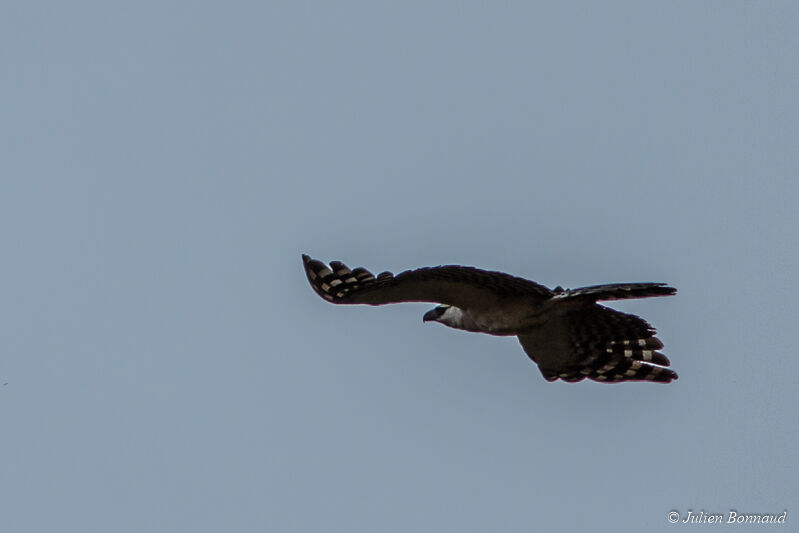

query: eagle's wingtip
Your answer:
[660,285,677,297]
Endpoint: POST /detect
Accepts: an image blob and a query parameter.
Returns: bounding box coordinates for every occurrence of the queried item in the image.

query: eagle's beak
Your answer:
[422,309,439,322]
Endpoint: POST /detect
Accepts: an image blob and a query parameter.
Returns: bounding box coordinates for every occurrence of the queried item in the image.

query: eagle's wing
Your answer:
[551,282,676,301]
[518,304,678,384]
[302,254,553,309]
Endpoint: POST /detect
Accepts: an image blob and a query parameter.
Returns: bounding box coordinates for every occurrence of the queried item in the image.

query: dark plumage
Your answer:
[303,254,678,384]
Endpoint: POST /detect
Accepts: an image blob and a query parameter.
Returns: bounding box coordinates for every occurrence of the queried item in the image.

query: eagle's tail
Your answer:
[553,283,676,302]
[520,305,679,384]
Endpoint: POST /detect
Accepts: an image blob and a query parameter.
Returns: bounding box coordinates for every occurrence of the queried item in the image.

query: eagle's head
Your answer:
[423,305,466,329]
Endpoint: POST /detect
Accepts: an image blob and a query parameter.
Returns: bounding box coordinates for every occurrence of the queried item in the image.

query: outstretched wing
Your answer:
[552,283,676,302]
[302,254,553,309]
[518,304,677,384]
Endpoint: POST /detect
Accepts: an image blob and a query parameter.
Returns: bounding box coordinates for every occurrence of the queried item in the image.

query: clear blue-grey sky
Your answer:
[2,2,797,532]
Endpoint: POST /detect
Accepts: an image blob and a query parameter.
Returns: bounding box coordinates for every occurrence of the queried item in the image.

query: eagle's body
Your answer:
[302,254,678,384]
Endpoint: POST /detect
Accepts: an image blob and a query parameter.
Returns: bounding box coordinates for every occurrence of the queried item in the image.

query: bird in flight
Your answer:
[302,254,678,384]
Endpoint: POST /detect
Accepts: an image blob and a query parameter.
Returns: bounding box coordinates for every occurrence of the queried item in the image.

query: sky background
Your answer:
[2,2,798,532]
